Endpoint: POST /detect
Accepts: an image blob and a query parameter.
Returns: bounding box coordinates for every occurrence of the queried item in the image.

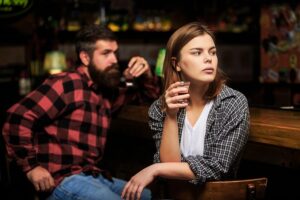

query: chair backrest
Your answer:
[166,177,268,200]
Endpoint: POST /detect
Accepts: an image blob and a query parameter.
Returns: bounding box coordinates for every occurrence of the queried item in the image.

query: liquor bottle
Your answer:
[19,70,31,96]
[155,48,166,77]
[67,0,81,31]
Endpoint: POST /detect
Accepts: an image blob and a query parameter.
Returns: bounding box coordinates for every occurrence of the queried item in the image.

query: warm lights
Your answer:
[43,51,67,74]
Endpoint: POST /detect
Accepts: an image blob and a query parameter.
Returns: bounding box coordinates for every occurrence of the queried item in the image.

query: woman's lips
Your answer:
[202,67,214,73]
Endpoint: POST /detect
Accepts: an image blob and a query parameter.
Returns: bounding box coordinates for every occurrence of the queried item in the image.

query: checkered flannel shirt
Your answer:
[3,66,159,186]
[148,85,250,184]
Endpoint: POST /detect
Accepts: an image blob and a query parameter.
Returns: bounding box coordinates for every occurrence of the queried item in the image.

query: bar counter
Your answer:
[114,105,300,149]
[111,105,300,168]
[249,107,300,150]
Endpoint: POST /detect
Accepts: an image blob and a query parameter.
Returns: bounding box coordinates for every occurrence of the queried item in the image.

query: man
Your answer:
[2,25,157,200]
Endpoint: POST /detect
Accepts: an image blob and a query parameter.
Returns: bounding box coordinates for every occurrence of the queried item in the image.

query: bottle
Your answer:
[95,3,107,26]
[155,48,166,77]
[67,0,81,32]
[19,70,31,96]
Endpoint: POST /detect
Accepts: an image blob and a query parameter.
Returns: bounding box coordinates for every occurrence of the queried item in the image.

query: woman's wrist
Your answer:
[151,163,162,177]
[165,111,177,120]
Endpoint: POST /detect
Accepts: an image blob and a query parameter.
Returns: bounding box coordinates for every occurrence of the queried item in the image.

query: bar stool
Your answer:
[163,177,268,200]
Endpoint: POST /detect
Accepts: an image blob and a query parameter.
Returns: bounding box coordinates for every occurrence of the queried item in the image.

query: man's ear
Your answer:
[79,51,90,66]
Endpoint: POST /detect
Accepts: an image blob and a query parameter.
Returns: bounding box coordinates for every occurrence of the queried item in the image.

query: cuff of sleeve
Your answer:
[153,152,161,163]
[140,73,156,84]
[22,157,39,173]
[184,156,203,185]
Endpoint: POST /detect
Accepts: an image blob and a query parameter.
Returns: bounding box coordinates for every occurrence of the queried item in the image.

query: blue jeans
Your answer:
[47,173,151,200]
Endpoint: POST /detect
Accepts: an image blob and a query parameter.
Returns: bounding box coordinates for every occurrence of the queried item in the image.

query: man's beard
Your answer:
[88,62,121,90]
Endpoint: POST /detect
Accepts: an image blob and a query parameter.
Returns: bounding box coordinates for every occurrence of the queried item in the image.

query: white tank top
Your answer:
[180,100,214,157]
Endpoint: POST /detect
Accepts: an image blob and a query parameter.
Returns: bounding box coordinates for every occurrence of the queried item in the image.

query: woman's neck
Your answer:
[188,83,209,108]
[186,83,209,126]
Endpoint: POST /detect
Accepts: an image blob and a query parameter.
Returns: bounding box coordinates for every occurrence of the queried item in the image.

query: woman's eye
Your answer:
[210,51,216,56]
[192,51,201,55]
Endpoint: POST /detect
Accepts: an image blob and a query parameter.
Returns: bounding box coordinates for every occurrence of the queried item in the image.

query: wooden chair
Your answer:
[164,177,268,200]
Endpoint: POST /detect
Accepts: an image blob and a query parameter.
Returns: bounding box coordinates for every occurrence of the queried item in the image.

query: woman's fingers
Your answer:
[121,182,130,199]
[122,180,137,200]
[165,82,190,115]
[166,82,190,97]
[136,186,144,200]
[166,94,190,104]
[122,180,145,200]
[130,185,139,200]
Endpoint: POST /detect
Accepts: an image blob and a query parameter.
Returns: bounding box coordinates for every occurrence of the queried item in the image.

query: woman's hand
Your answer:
[165,81,190,117]
[121,164,157,200]
[123,56,152,79]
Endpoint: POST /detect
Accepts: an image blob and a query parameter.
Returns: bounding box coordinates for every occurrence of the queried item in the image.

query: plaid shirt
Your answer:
[2,66,159,186]
[149,85,249,184]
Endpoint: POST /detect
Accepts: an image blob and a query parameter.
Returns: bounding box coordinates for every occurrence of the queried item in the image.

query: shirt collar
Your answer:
[76,66,98,90]
[214,85,236,107]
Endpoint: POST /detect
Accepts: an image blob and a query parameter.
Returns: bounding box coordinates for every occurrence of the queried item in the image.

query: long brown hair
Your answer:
[161,22,226,110]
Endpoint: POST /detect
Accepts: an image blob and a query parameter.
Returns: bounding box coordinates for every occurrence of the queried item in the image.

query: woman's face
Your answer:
[177,33,218,84]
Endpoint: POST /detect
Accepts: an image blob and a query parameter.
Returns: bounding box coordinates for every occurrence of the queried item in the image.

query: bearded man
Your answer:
[2,25,158,200]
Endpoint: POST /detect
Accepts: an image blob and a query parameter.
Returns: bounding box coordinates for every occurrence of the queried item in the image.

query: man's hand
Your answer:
[123,56,152,79]
[26,166,55,192]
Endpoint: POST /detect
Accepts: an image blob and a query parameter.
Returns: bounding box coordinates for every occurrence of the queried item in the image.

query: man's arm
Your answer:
[111,56,160,113]
[2,77,66,191]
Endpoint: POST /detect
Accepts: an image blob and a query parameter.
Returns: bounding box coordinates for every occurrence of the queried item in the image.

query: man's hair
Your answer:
[75,25,117,65]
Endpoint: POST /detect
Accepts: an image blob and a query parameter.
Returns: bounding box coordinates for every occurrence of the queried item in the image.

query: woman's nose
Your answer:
[204,53,212,62]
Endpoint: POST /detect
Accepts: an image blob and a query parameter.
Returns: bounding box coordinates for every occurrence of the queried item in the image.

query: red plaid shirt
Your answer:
[2,66,159,185]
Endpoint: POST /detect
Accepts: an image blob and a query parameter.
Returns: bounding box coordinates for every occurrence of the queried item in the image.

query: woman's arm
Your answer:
[154,82,190,162]
[121,162,196,200]
[159,114,181,162]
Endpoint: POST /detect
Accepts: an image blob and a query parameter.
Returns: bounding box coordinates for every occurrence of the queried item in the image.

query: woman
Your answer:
[121,22,249,200]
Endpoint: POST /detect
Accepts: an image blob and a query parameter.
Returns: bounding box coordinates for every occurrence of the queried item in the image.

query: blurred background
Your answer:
[1,0,300,108]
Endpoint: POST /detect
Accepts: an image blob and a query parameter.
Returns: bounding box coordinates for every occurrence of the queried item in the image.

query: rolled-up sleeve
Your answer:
[148,99,164,163]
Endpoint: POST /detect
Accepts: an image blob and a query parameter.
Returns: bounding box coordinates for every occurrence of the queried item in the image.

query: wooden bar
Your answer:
[113,105,300,150]
[249,107,300,150]
[110,105,300,169]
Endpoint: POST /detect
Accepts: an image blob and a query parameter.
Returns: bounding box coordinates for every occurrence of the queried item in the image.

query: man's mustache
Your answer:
[104,63,119,73]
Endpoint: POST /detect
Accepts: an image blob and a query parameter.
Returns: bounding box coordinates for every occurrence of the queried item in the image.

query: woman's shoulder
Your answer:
[148,98,164,119]
[220,85,247,101]
[217,85,249,111]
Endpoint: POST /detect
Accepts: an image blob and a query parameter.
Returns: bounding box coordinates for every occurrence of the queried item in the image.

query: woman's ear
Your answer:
[171,57,176,68]
[171,57,181,71]
[79,51,90,66]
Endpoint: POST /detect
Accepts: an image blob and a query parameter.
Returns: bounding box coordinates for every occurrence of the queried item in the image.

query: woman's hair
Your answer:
[161,21,226,109]
[75,25,117,65]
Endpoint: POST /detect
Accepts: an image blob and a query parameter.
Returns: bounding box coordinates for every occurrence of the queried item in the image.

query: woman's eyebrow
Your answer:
[189,46,216,51]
